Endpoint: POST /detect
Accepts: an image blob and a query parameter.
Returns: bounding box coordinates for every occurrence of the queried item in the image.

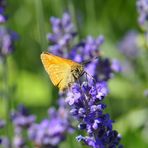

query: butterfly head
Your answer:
[71,64,84,80]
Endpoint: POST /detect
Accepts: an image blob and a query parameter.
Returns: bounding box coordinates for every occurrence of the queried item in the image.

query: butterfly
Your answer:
[40,52,85,91]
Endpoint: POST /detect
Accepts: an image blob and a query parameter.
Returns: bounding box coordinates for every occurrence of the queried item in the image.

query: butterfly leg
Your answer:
[68,82,76,94]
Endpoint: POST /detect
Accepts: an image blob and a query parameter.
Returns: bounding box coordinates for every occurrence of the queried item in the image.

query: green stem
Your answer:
[35,0,48,50]
[67,0,76,25]
[85,0,96,34]
[145,31,148,49]
[142,31,148,84]
[2,57,12,148]
[67,0,81,39]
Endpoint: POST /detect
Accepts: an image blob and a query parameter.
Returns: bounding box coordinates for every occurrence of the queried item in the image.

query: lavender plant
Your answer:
[118,31,139,59]
[0,1,17,58]
[46,13,123,148]
[0,0,18,147]
[28,100,73,148]
[67,82,122,147]
[136,0,148,47]
[0,0,7,24]
[0,7,123,148]
[136,0,148,27]
[11,105,36,148]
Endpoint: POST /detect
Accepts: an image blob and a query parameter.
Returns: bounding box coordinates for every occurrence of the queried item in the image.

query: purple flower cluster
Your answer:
[47,13,77,58]
[118,31,139,59]
[11,104,36,128]
[47,13,122,147]
[13,128,26,148]
[136,0,148,26]
[70,35,104,62]
[0,26,18,57]
[47,13,104,60]
[11,105,36,148]
[0,0,18,146]
[0,0,7,23]
[111,59,122,73]
[0,0,17,58]
[66,81,122,148]
[28,104,72,147]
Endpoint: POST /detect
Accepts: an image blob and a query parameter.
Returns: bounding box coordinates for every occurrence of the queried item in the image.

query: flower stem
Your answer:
[67,0,81,39]
[145,31,148,49]
[2,57,12,148]
[34,0,48,50]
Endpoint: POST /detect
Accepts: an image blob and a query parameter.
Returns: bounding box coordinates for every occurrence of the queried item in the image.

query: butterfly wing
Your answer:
[47,63,72,90]
[40,52,75,90]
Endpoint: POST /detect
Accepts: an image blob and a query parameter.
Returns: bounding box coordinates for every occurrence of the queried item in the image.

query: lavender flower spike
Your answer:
[11,105,36,148]
[46,13,123,148]
[11,104,36,128]
[66,81,122,148]
[118,31,139,59]
[28,105,73,148]
[136,0,148,26]
[0,0,7,23]
[0,26,18,57]
[47,12,77,58]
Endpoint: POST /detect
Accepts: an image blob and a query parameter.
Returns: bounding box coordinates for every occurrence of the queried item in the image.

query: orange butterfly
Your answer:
[40,52,84,91]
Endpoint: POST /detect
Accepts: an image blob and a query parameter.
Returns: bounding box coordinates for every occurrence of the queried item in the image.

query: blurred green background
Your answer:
[0,0,148,147]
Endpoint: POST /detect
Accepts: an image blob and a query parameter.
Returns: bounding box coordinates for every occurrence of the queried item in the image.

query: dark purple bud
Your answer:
[78,123,87,130]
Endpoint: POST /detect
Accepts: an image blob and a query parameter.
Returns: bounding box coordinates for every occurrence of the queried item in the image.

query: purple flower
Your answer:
[70,35,104,62]
[0,26,17,57]
[28,106,72,147]
[118,31,139,59]
[11,105,36,128]
[66,81,122,148]
[111,59,122,73]
[10,105,36,147]
[13,130,26,148]
[0,0,7,23]
[0,0,19,147]
[136,0,148,26]
[0,137,10,147]
[47,12,76,58]
[0,0,18,58]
